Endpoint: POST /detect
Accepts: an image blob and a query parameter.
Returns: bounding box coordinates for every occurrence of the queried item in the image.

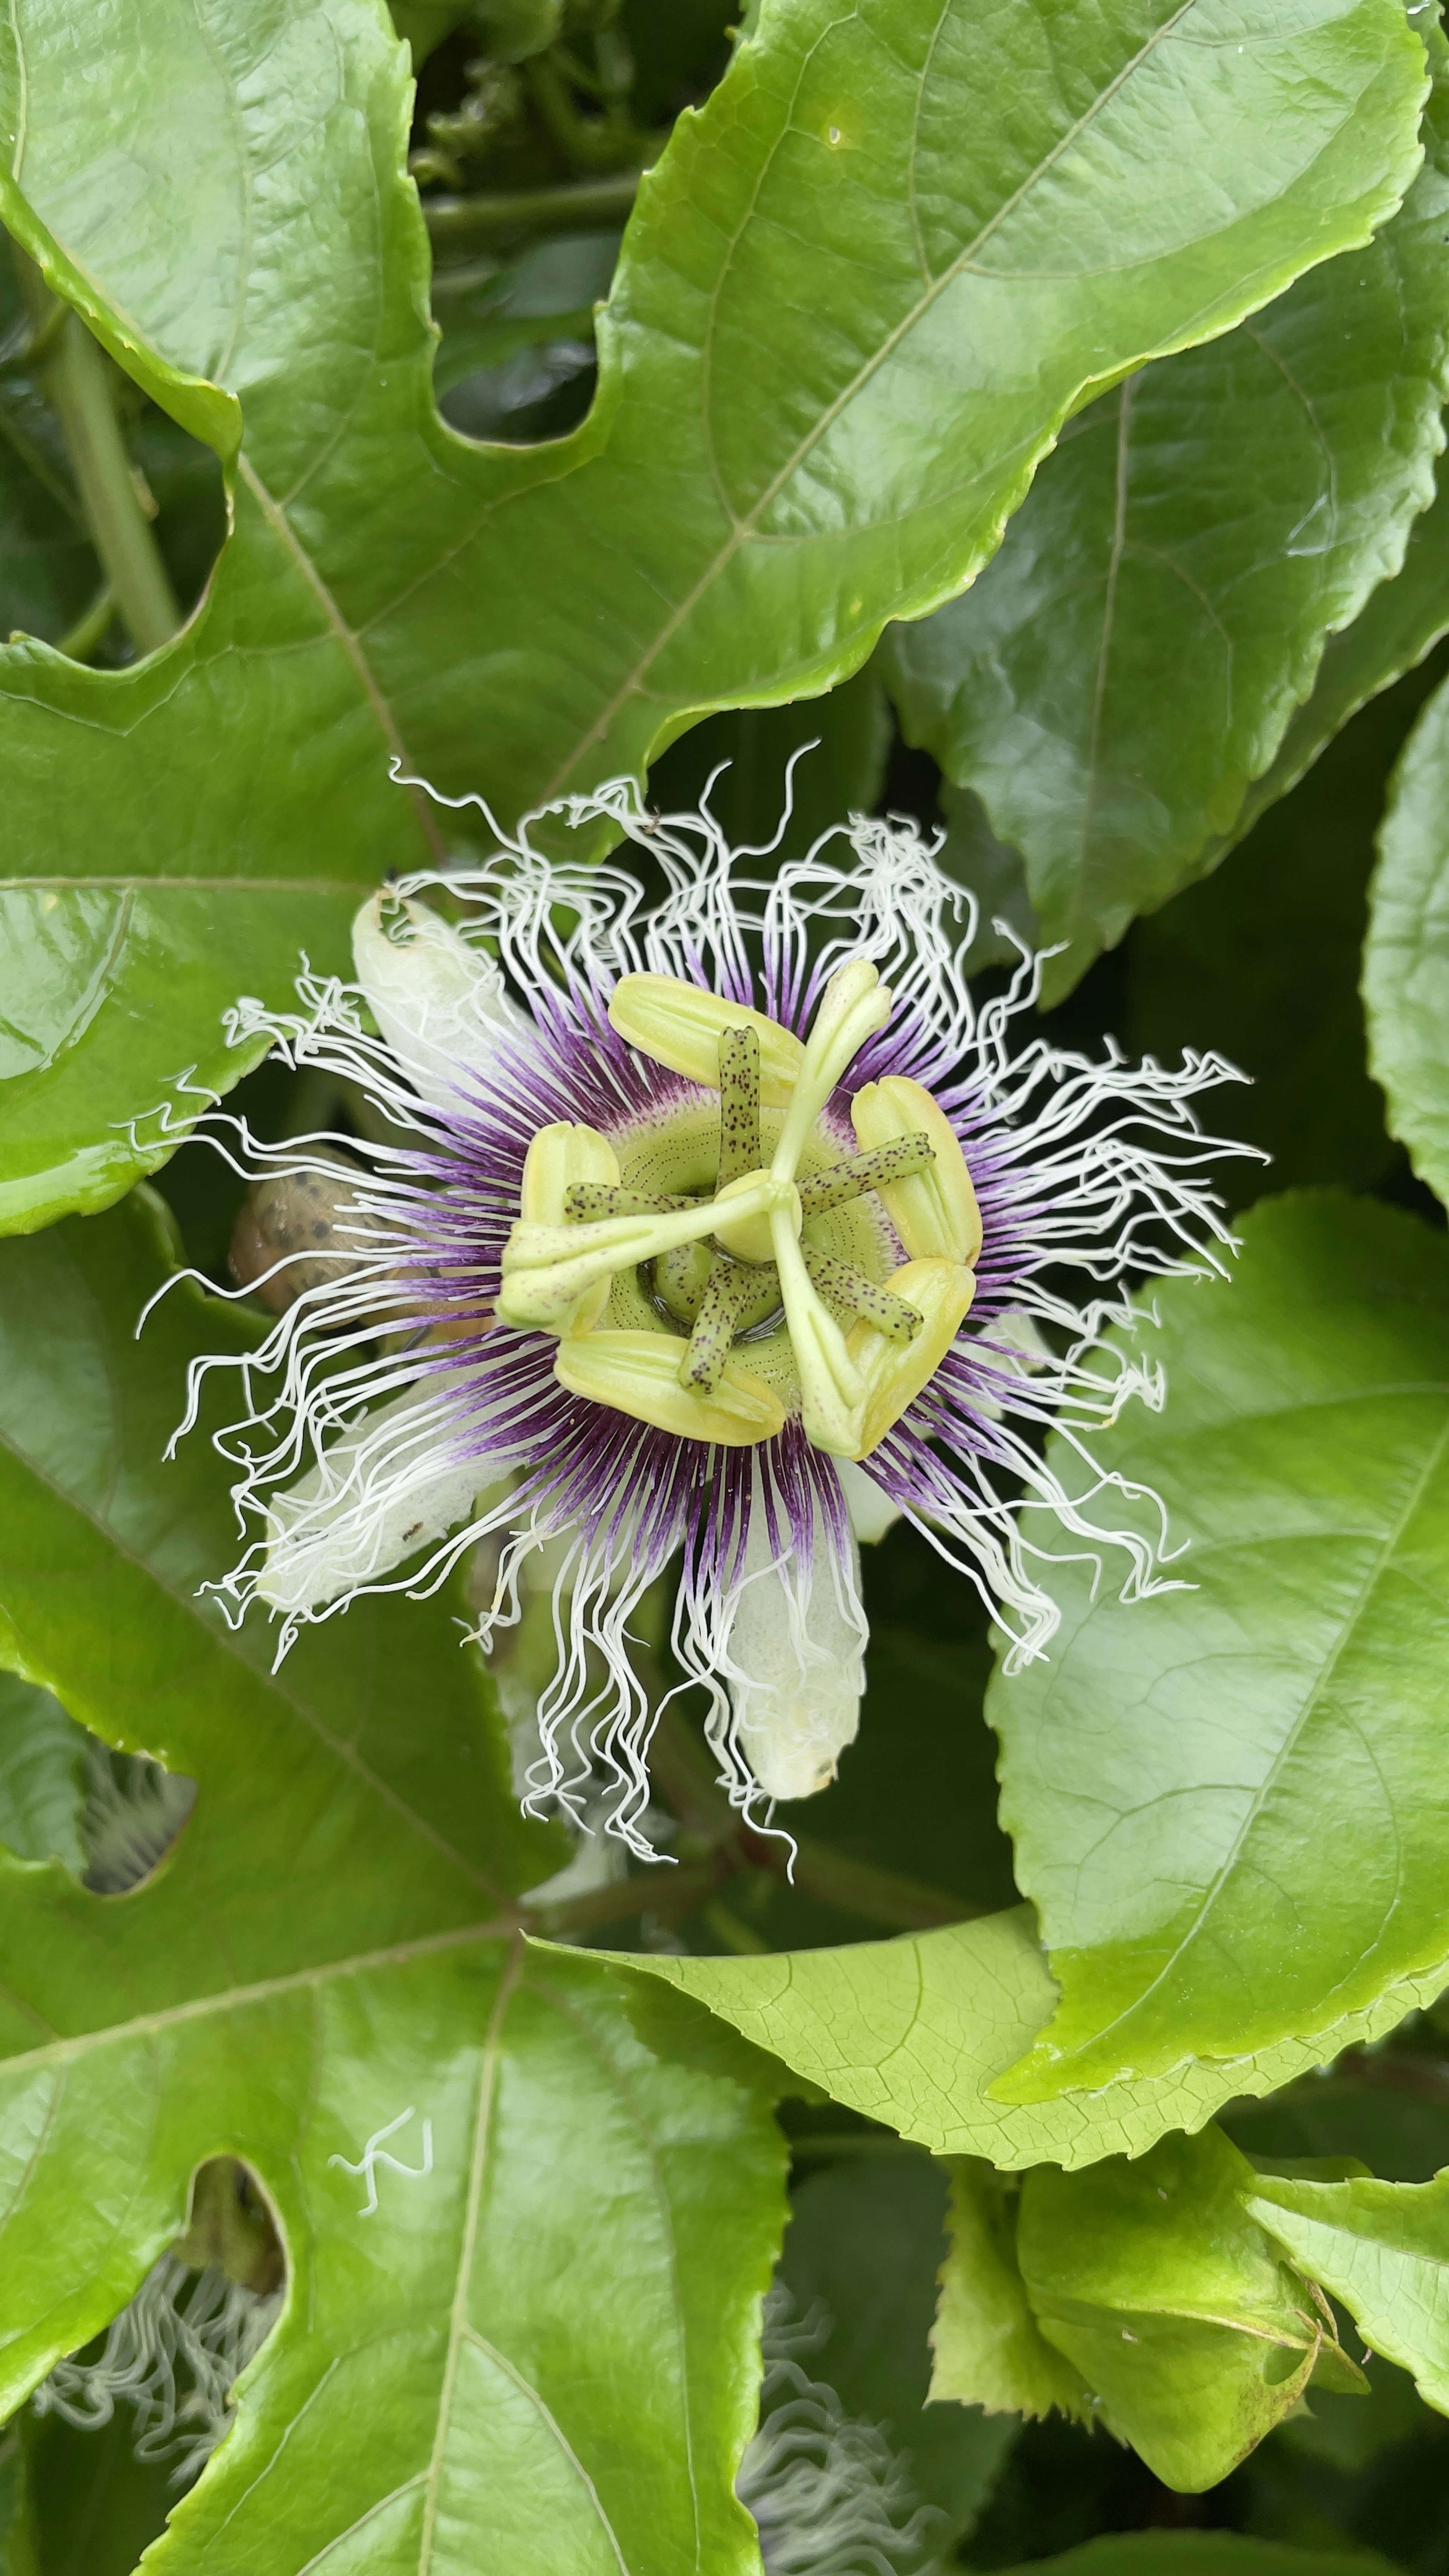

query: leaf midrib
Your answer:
[0,1917,508,2078]
[542,0,1203,797]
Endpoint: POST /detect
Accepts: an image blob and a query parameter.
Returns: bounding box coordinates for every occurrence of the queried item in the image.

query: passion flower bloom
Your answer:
[178,781,1240,1854]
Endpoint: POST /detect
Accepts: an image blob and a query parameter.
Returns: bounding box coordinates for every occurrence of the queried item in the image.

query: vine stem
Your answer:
[423,169,640,250]
[14,251,180,656]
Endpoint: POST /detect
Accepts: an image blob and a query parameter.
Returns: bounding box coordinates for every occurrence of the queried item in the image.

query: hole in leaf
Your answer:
[0,237,226,669]
[32,2158,285,2494]
[0,1672,196,1893]
[80,1741,197,1896]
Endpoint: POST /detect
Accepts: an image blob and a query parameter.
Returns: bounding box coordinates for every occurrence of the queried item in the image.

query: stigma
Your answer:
[496,957,981,1459]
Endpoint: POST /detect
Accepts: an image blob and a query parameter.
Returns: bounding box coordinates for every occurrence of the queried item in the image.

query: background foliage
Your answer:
[6,0,1449,2567]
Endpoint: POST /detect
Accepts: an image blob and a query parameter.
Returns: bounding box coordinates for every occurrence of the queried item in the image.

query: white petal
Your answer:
[837,1458,901,1546]
[352,892,530,1110]
[728,1505,866,1802]
[258,1384,505,1613]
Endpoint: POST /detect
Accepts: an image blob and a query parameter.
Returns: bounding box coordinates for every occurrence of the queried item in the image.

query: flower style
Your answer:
[176,778,1242,1855]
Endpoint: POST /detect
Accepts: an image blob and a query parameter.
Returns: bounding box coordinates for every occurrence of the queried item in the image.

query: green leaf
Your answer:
[0,0,1429,1222]
[0,1675,86,1873]
[0,1188,788,2568]
[16,2408,174,2576]
[779,2146,1015,2545]
[1214,457,1449,867]
[0,1187,558,1918]
[0,885,360,1235]
[1249,2169,1449,2419]
[991,2541,1406,2576]
[1364,667,1449,1206]
[989,1192,1449,2105]
[622,1899,1449,2174]
[883,29,1449,998]
[1124,649,1449,1207]
[1017,2129,1341,2492]
[931,2160,1092,2425]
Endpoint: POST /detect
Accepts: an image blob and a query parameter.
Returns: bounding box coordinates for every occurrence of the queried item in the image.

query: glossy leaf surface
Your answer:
[884,37,1449,997]
[1364,666,1449,1206]
[0,1676,85,1874]
[1125,646,1449,1207]
[0,0,1429,1220]
[990,1193,1449,2104]
[0,1190,787,2570]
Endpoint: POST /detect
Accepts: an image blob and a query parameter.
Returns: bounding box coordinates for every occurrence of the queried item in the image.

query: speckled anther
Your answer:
[497,954,983,1457]
[795,1134,935,1220]
[802,1246,921,1343]
[681,1258,765,1392]
[717,1026,762,1187]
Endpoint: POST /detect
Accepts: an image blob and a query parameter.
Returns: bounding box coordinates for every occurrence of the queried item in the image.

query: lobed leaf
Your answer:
[884,26,1449,998]
[990,1192,1449,2104]
[0,0,1431,1222]
[0,1189,789,2569]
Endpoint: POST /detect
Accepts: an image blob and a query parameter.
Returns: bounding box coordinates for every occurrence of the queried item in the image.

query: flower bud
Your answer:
[229,1158,371,1316]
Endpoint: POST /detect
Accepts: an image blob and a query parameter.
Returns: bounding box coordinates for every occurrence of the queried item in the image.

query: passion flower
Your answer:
[175,781,1241,1853]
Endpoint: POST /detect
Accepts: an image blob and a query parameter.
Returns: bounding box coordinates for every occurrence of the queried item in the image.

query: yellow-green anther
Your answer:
[851,1077,983,1266]
[801,1244,922,1344]
[563,1183,695,1220]
[518,1121,620,1334]
[770,1204,866,1457]
[717,1026,761,1187]
[554,1329,786,1446]
[679,1257,761,1392]
[846,1257,977,1458]
[772,959,893,1180]
[499,1179,772,1330]
[608,973,805,1107]
[795,1133,935,1220]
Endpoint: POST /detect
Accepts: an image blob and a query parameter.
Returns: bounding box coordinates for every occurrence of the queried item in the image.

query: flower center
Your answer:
[497,958,983,1460]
